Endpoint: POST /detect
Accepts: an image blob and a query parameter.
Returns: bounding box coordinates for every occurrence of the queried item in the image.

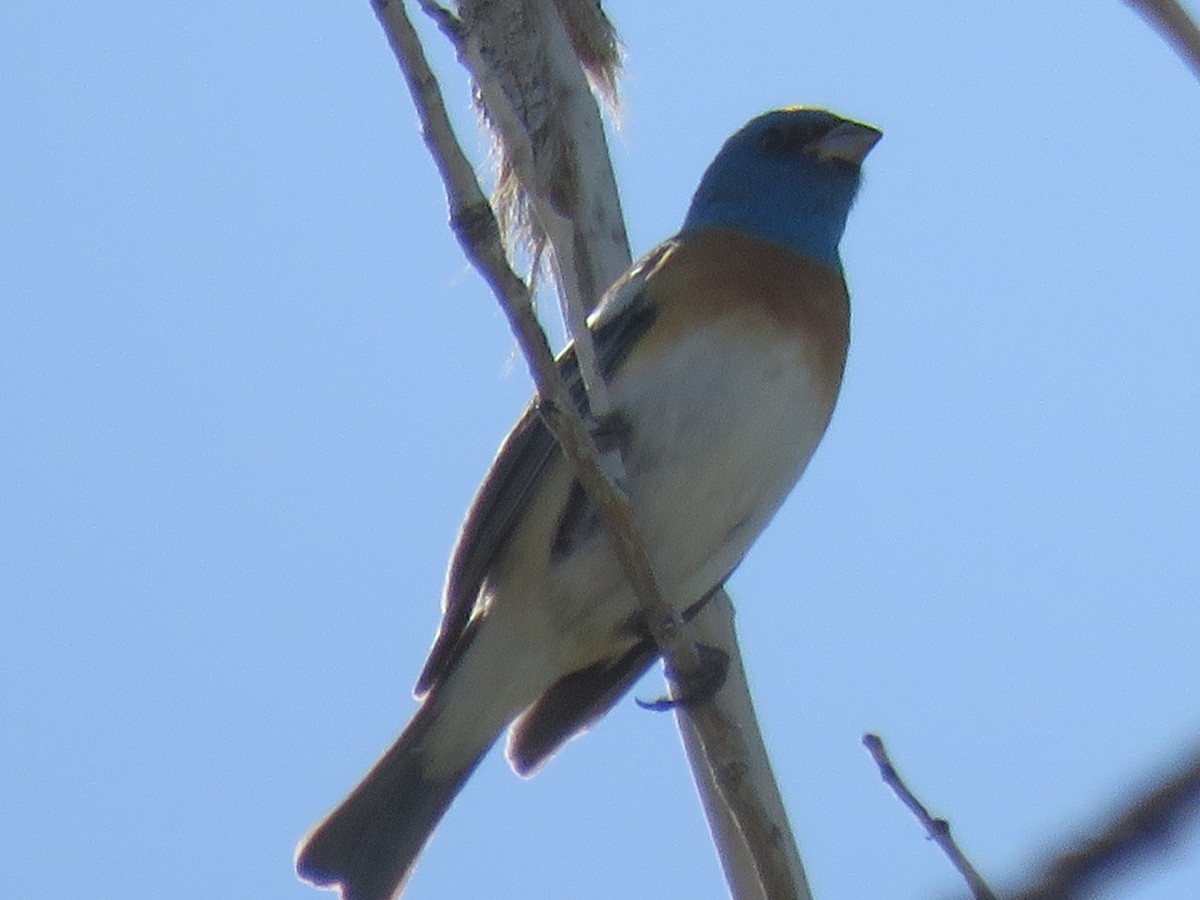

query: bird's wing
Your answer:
[414,240,679,695]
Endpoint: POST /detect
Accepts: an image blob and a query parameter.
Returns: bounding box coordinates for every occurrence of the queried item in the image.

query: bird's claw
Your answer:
[636,643,730,711]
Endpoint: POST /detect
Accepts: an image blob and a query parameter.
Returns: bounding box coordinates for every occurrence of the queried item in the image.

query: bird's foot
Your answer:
[636,643,730,711]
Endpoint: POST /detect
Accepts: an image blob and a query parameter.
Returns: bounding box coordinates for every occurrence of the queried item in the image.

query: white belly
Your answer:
[616,319,832,602]
[523,315,837,666]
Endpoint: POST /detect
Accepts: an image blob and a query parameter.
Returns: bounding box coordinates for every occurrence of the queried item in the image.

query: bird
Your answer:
[296,106,881,899]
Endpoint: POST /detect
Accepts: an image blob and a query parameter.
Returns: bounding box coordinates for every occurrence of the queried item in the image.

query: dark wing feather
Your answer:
[414,403,555,694]
[507,584,721,771]
[508,638,659,774]
[414,241,677,695]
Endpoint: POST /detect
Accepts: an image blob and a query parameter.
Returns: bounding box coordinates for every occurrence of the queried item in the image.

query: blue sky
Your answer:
[4,2,1200,898]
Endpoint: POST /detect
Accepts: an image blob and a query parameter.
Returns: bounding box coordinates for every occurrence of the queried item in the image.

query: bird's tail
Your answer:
[294,672,506,900]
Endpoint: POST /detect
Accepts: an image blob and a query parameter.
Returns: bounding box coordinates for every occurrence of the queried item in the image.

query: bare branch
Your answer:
[373,0,701,677]
[677,593,814,900]
[1009,744,1200,900]
[862,734,998,900]
[452,0,630,411]
[1124,0,1200,81]
[375,4,807,898]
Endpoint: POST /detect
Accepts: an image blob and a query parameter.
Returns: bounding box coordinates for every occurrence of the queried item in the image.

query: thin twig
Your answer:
[444,0,630,411]
[376,4,807,898]
[372,0,701,673]
[1009,745,1200,900]
[1125,0,1200,81]
[863,734,998,900]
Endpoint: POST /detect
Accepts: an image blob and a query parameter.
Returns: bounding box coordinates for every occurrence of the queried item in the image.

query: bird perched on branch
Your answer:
[297,106,881,899]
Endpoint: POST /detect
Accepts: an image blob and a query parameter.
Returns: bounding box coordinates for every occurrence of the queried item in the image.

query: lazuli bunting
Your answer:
[297,107,881,899]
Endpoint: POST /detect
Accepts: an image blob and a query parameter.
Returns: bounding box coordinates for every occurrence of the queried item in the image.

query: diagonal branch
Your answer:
[866,733,1200,900]
[677,593,814,900]
[420,0,629,409]
[1009,744,1200,900]
[372,3,809,898]
[1124,0,1200,81]
[372,0,702,682]
[863,734,998,900]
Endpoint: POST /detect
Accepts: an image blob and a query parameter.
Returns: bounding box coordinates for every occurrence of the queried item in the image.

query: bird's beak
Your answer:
[815,121,883,165]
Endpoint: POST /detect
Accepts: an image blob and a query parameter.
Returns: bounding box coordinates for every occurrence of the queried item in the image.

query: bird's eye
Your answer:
[759,122,827,157]
[759,124,790,155]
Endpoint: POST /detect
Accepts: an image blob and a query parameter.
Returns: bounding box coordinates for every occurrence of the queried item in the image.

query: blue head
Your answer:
[681,108,881,271]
